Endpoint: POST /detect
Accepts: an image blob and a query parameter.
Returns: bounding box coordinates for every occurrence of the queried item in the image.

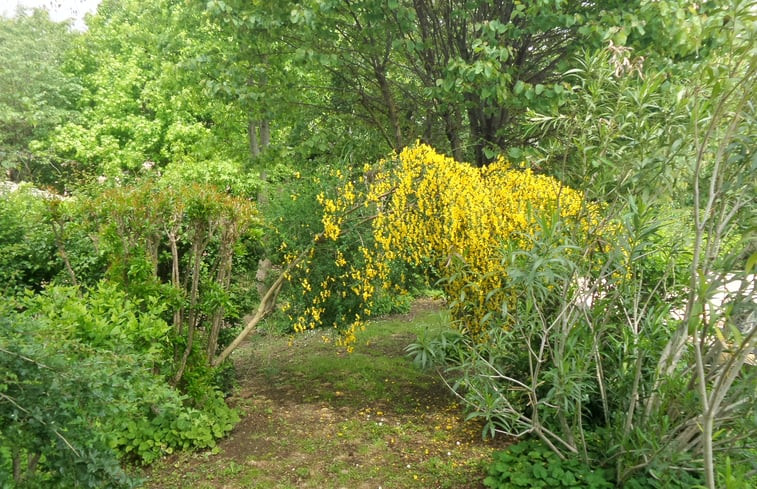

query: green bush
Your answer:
[263,166,367,331]
[22,283,172,360]
[264,165,430,337]
[483,439,613,489]
[3,283,240,471]
[107,377,238,464]
[483,439,706,489]
[0,311,139,488]
[0,186,60,295]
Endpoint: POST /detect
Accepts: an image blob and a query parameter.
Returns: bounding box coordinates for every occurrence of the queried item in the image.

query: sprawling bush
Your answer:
[1,308,139,488]
[0,178,260,484]
[1,285,240,471]
[260,165,420,342]
[483,439,614,489]
[289,143,596,348]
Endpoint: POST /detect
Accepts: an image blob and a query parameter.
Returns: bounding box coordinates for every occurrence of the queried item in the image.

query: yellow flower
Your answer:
[293,143,599,344]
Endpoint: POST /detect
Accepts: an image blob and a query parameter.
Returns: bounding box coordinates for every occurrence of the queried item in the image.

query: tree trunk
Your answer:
[167,229,182,335]
[172,321,195,385]
[374,64,403,149]
[206,227,235,362]
[212,243,317,367]
[443,109,463,162]
[248,120,260,158]
[50,218,78,287]
[173,226,208,385]
[260,119,270,149]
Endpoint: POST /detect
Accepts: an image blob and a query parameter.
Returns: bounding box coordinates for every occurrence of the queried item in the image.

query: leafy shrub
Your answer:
[107,378,238,464]
[69,179,261,377]
[483,439,705,489]
[463,14,757,487]
[3,283,240,469]
[483,439,613,489]
[0,311,139,488]
[264,166,398,343]
[22,283,172,360]
[0,185,60,295]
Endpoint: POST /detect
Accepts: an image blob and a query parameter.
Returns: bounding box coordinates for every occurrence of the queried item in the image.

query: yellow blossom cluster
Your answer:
[294,143,596,343]
[366,144,595,336]
[287,167,385,352]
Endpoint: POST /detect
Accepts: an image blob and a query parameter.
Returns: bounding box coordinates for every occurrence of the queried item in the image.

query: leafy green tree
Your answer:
[0,9,81,187]
[209,0,718,167]
[40,0,255,190]
[397,0,723,165]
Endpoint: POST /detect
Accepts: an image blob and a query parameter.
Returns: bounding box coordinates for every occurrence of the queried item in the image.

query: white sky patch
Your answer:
[0,0,101,30]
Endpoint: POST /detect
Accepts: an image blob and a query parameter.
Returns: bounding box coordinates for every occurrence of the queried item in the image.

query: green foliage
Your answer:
[0,310,139,488]
[32,0,254,187]
[21,283,171,360]
[483,439,613,489]
[1,282,240,481]
[71,179,261,368]
[717,455,757,489]
[108,380,238,464]
[434,3,757,487]
[0,9,81,186]
[160,157,262,197]
[0,183,252,478]
[0,185,61,295]
[405,327,465,370]
[524,47,689,200]
[264,167,366,332]
[483,438,705,489]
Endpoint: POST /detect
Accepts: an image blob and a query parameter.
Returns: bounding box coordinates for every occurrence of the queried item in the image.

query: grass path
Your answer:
[143,302,506,488]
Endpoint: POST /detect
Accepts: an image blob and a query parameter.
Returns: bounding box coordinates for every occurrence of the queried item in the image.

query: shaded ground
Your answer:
[142,302,508,488]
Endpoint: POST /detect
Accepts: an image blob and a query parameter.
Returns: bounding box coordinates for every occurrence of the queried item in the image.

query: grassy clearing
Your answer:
[141,302,508,488]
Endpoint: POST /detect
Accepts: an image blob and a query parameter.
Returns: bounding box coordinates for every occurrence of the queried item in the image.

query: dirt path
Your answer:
[143,304,507,488]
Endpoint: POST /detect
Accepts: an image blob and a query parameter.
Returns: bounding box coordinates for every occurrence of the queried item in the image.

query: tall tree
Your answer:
[43,0,251,186]
[0,9,80,186]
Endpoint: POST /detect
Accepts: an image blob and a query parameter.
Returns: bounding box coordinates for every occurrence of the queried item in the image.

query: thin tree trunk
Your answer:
[167,229,182,335]
[12,450,20,482]
[212,240,319,367]
[173,225,209,385]
[260,119,270,149]
[443,110,463,162]
[172,321,195,385]
[374,64,403,149]
[207,226,235,362]
[50,218,78,287]
[248,120,260,158]
[211,276,284,367]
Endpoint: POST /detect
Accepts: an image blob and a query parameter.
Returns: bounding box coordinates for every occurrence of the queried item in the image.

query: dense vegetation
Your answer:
[1,1,754,488]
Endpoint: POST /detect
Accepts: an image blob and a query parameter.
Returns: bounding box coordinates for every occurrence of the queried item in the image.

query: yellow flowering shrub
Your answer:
[293,143,597,344]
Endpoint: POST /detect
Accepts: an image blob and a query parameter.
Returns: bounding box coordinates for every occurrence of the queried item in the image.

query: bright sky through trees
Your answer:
[0,0,100,29]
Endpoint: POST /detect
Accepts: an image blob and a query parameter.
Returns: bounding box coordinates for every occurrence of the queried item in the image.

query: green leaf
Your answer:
[514,80,525,95]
